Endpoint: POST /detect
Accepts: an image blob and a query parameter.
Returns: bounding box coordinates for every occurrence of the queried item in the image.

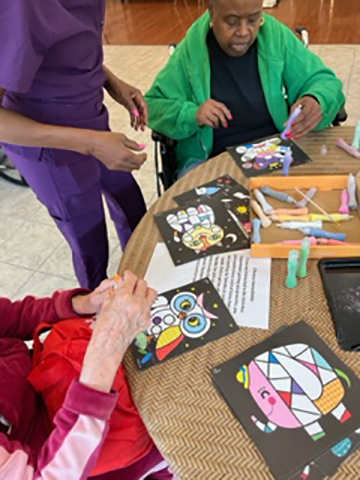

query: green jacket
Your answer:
[146,12,345,172]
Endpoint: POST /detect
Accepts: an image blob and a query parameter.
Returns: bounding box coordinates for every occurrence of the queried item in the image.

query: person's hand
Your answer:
[197,99,232,129]
[90,131,147,171]
[286,96,322,140]
[197,100,232,128]
[106,75,147,132]
[72,278,117,316]
[79,271,157,393]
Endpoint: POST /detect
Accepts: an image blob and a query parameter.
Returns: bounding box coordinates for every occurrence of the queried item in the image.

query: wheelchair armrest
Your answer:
[152,131,176,147]
[333,107,348,126]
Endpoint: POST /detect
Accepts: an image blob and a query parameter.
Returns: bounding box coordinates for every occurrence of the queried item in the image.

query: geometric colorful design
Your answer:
[279,390,292,407]
[301,361,319,376]
[312,348,333,370]
[247,343,351,440]
[314,379,345,415]
[269,352,280,363]
[292,381,305,394]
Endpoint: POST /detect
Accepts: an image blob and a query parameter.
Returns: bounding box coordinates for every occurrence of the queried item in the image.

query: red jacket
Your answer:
[0,291,170,480]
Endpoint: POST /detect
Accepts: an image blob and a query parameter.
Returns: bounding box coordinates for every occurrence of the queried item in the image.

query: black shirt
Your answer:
[207,30,277,157]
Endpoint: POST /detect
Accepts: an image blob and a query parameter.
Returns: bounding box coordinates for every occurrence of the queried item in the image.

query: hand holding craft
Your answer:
[80,271,157,393]
[287,96,322,140]
[71,278,117,315]
[197,99,232,129]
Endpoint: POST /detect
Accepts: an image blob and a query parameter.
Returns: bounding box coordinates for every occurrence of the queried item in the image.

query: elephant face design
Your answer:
[237,344,352,440]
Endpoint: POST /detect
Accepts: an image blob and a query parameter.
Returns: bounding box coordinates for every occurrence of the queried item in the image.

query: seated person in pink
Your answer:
[0,272,172,479]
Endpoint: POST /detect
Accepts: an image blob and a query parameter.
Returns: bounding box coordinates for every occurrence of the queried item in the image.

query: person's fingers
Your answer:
[212,105,228,128]
[121,270,138,293]
[146,287,158,307]
[123,136,146,152]
[210,100,232,121]
[292,112,322,139]
[291,105,321,137]
[133,93,148,126]
[134,279,148,299]
[96,278,117,293]
[207,111,219,128]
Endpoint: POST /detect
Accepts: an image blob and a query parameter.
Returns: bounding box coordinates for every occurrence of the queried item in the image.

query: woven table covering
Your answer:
[119,127,360,479]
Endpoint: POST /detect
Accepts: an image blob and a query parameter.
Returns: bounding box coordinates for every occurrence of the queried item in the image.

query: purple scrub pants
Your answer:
[6,146,146,289]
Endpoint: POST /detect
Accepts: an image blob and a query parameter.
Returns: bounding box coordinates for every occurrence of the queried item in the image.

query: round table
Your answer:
[119,127,360,479]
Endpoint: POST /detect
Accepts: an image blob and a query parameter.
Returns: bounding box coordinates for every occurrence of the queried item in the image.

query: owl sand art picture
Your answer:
[132,279,237,370]
[155,203,248,265]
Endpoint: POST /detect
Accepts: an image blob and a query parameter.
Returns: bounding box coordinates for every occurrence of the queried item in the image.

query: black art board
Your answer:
[290,429,360,479]
[228,134,311,178]
[319,258,360,352]
[173,174,240,206]
[132,278,237,370]
[155,195,249,266]
[212,322,360,480]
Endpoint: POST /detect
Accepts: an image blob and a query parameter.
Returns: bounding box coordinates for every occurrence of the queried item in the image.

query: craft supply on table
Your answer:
[279,236,318,246]
[317,239,357,246]
[252,219,262,244]
[336,139,360,159]
[320,144,328,156]
[145,244,271,329]
[253,189,273,214]
[132,278,238,370]
[297,238,310,279]
[296,187,318,209]
[300,227,346,242]
[285,250,298,289]
[295,188,338,224]
[228,134,311,178]
[352,120,360,149]
[261,185,297,205]
[277,220,323,230]
[251,200,272,228]
[282,148,292,176]
[271,213,352,223]
[319,258,360,351]
[281,105,302,140]
[339,189,350,214]
[272,207,308,216]
[348,174,358,211]
[212,322,360,480]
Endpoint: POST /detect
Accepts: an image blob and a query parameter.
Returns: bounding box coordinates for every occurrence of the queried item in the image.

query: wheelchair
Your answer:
[0,148,27,186]
[152,28,348,196]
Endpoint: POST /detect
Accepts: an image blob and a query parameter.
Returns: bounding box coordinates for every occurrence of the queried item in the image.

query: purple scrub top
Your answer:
[0,0,107,126]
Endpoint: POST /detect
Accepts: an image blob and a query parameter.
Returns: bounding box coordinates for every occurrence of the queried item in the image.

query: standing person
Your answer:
[0,0,148,289]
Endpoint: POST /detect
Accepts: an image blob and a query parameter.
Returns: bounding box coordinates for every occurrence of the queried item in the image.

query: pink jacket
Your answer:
[0,292,171,480]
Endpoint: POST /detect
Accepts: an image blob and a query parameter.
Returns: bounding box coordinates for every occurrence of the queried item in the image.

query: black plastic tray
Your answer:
[318,258,360,351]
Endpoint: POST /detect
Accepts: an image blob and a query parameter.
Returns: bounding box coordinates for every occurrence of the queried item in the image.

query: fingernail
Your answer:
[138,143,147,149]
[132,109,139,117]
[225,123,228,128]
[229,115,233,120]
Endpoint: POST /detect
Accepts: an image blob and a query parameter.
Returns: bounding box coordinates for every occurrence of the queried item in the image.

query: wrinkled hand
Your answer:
[286,96,322,140]
[106,76,147,132]
[80,271,157,392]
[72,278,117,316]
[90,131,147,171]
[197,99,232,129]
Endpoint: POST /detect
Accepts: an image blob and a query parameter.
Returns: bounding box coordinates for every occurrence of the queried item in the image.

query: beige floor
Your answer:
[0,44,359,299]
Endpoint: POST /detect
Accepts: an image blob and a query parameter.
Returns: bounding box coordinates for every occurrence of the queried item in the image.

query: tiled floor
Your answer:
[1,44,359,299]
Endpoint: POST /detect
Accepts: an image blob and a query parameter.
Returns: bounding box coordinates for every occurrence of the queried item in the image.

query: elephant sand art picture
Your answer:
[237,343,352,441]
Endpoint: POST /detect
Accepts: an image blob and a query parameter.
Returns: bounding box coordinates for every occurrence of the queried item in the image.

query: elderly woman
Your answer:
[0,272,172,479]
[146,0,345,177]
